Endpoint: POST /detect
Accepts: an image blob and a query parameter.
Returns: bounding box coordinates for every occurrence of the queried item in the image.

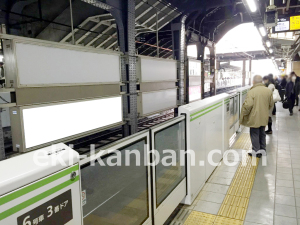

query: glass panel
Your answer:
[81,139,149,225]
[154,120,186,206]
[234,96,239,122]
[229,98,234,128]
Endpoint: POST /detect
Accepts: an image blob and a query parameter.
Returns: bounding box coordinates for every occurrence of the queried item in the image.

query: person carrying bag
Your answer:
[263,76,275,134]
[273,88,281,102]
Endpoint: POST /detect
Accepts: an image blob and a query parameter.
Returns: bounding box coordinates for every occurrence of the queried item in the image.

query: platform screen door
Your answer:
[80,132,151,225]
[151,116,186,207]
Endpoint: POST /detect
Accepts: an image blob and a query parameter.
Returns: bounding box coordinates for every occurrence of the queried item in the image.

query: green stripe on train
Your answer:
[0,164,79,206]
[0,176,79,221]
[190,104,223,121]
[190,101,222,117]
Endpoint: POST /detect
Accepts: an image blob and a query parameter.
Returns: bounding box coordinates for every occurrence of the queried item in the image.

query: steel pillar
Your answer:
[0,109,5,161]
[172,15,188,108]
[126,0,138,135]
[209,44,216,96]
[156,10,159,57]
[106,0,137,136]
[82,0,137,136]
[196,42,205,99]
[69,0,75,44]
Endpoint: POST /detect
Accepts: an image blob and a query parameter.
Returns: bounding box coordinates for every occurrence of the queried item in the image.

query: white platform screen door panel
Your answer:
[22,97,122,148]
[15,42,121,86]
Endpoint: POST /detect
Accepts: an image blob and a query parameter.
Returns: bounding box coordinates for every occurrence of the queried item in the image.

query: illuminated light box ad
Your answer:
[189,86,201,102]
[290,15,300,30]
[22,97,122,148]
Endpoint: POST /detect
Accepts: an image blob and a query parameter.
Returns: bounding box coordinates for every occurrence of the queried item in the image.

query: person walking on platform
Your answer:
[280,75,287,101]
[240,75,273,158]
[295,73,300,109]
[290,72,300,106]
[274,76,280,88]
[268,74,277,115]
[263,76,275,134]
[286,73,297,115]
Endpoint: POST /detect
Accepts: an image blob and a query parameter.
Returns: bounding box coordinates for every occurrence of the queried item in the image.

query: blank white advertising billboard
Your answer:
[15,42,121,86]
[22,97,122,148]
[140,57,177,82]
[142,89,177,115]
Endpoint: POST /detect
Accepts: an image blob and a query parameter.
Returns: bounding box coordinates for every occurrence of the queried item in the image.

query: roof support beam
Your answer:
[60,14,113,43]
[96,31,117,48]
[136,1,160,21]
[86,24,116,47]
[80,0,112,10]
[149,8,178,29]
[87,0,144,48]
[286,0,291,11]
[290,42,300,59]
[75,20,111,44]
[60,18,91,43]
[140,5,168,27]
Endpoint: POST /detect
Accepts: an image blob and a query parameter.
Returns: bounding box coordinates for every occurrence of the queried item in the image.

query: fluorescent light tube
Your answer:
[266,40,271,47]
[259,26,267,36]
[246,0,257,12]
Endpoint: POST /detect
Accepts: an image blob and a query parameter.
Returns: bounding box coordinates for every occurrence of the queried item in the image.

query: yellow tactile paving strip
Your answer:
[184,211,244,225]
[232,133,252,150]
[218,157,259,221]
[183,211,216,225]
[214,216,244,225]
[184,132,259,225]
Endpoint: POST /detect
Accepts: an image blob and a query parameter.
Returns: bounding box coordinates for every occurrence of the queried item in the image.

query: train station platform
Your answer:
[170,103,300,225]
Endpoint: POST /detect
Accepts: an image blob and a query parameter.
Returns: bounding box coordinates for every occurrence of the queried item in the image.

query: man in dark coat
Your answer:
[286,73,297,115]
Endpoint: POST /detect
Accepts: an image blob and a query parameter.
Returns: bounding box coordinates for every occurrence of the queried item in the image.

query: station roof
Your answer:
[1,0,300,60]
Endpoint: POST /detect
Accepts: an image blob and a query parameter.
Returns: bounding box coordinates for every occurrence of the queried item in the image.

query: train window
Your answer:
[81,139,149,225]
[153,120,186,207]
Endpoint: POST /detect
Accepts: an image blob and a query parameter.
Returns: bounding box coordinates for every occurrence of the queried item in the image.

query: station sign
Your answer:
[274,18,289,32]
[273,15,300,33]
[290,15,300,30]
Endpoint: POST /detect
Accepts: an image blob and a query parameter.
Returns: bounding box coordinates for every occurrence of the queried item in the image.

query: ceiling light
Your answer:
[259,25,267,37]
[266,40,271,47]
[246,0,257,12]
[269,48,273,53]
